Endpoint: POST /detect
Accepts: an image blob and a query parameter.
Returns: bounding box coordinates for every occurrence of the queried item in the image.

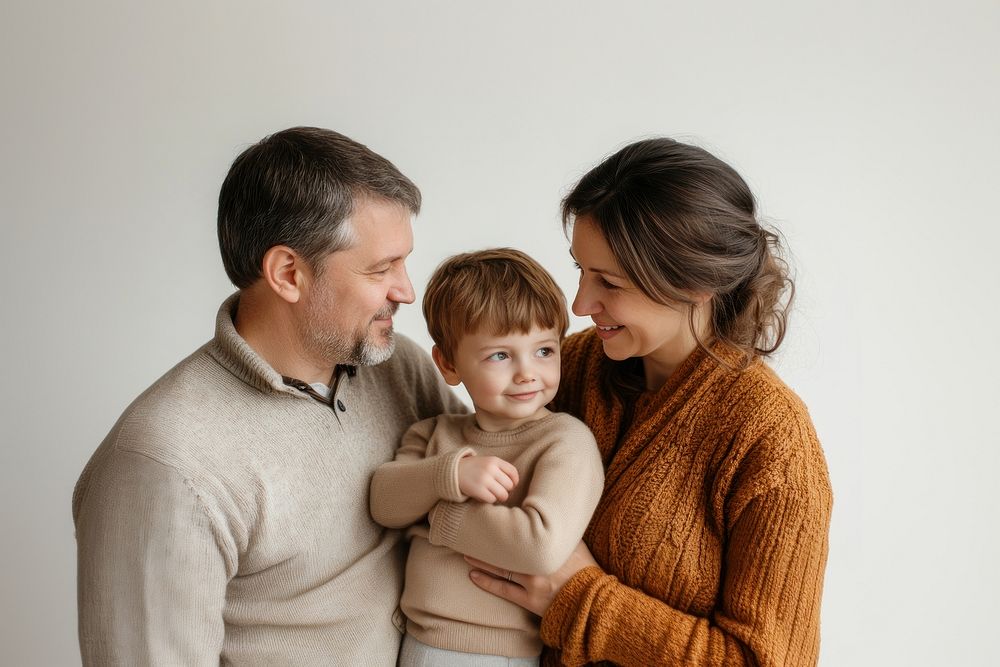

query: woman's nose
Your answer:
[572,284,599,317]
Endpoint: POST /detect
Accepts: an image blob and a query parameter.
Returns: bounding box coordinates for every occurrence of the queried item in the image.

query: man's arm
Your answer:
[75,449,232,666]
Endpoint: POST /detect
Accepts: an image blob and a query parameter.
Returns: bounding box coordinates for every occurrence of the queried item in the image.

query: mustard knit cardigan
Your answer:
[540,330,832,666]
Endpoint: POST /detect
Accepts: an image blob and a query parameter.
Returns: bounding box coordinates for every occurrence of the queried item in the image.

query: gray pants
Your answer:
[399,635,540,667]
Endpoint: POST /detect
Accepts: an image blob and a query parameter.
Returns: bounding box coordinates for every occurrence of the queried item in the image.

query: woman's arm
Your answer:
[470,477,831,666]
[368,417,474,528]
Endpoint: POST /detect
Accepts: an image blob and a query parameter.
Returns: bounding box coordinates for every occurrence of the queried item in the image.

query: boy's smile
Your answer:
[433,326,561,432]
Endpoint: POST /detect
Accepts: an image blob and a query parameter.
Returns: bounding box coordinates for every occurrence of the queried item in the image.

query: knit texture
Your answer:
[539,329,832,667]
[370,412,604,658]
[72,293,465,666]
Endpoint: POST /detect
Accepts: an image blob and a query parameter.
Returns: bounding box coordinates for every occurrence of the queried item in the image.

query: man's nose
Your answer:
[389,265,415,304]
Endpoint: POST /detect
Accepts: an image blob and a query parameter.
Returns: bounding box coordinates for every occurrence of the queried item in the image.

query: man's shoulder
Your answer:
[72,343,235,518]
[362,333,466,417]
[91,342,272,468]
[119,345,240,431]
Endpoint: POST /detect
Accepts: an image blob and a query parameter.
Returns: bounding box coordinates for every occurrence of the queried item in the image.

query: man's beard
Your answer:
[302,296,399,368]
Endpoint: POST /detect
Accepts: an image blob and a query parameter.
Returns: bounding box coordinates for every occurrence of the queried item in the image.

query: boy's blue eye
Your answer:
[487,352,509,362]
[536,347,555,358]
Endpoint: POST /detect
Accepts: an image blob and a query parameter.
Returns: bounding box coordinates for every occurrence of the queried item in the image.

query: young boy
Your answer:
[369,248,605,666]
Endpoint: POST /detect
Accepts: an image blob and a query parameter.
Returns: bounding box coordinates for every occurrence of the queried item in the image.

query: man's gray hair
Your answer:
[217,126,421,288]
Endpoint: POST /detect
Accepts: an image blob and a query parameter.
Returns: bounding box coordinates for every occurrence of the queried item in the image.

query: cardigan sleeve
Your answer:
[74,449,231,667]
[369,417,475,528]
[540,436,832,666]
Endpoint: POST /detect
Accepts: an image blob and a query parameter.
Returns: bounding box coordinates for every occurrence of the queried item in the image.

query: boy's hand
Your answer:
[458,455,520,503]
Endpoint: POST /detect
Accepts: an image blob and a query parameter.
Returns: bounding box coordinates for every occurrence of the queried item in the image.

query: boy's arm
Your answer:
[428,420,605,575]
[369,417,474,528]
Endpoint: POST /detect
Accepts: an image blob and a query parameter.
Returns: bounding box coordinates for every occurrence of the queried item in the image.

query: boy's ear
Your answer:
[431,346,462,386]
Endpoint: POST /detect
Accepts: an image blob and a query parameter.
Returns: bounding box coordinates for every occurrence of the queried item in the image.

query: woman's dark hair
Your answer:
[563,137,793,398]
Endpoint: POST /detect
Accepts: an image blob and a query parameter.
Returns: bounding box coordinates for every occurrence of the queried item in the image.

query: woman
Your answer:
[466,138,832,666]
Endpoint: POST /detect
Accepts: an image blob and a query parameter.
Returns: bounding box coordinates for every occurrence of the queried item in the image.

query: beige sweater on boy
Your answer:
[369,412,604,658]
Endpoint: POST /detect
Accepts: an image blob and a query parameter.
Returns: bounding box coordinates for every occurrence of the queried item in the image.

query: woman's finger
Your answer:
[463,555,505,578]
[468,569,530,608]
[463,555,522,586]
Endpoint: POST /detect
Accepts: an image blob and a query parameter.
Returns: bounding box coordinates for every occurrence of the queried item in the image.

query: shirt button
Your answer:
[336,399,346,412]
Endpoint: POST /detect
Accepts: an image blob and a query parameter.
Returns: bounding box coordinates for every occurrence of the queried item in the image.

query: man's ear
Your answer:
[431,345,462,386]
[261,245,307,304]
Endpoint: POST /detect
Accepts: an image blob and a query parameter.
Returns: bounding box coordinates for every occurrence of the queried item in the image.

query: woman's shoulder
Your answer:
[700,344,810,429]
[713,356,830,504]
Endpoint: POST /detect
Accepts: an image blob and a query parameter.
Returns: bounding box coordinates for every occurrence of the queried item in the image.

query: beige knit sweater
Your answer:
[370,412,605,658]
[73,294,465,666]
[540,330,833,666]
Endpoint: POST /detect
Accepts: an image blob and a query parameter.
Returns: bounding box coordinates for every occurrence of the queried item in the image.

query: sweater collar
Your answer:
[460,411,559,446]
[207,292,319,398]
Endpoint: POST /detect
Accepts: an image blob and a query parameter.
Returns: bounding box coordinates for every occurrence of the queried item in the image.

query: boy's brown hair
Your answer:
[422,248,569,362]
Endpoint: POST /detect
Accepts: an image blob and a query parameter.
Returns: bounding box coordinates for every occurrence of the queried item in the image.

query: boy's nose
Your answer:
[513,366,536,384]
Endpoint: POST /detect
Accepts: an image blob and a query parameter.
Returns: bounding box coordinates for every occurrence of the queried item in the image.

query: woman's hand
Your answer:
[464,541,599,616]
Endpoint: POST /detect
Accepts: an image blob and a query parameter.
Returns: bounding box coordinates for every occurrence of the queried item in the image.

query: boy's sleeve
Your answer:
[427,417,605,575]
[369,416,475,528]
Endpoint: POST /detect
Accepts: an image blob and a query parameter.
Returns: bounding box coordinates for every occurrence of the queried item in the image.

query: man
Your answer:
[73,127,464,665]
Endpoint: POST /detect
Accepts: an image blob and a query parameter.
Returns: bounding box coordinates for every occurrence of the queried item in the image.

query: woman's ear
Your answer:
[261,245,306,304]
[691,290,714,306]
[431,346,462,386]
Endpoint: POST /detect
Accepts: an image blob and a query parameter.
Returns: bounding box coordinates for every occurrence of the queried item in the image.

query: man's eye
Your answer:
[487,352,509,362]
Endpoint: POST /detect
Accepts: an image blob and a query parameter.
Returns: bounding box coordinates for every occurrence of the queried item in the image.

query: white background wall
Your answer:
[2,1,998,664]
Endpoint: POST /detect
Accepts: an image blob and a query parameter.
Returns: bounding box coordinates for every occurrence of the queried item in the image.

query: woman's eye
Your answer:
[487,352,509,362]
[600,277,619,290]
[572,261,581,270]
